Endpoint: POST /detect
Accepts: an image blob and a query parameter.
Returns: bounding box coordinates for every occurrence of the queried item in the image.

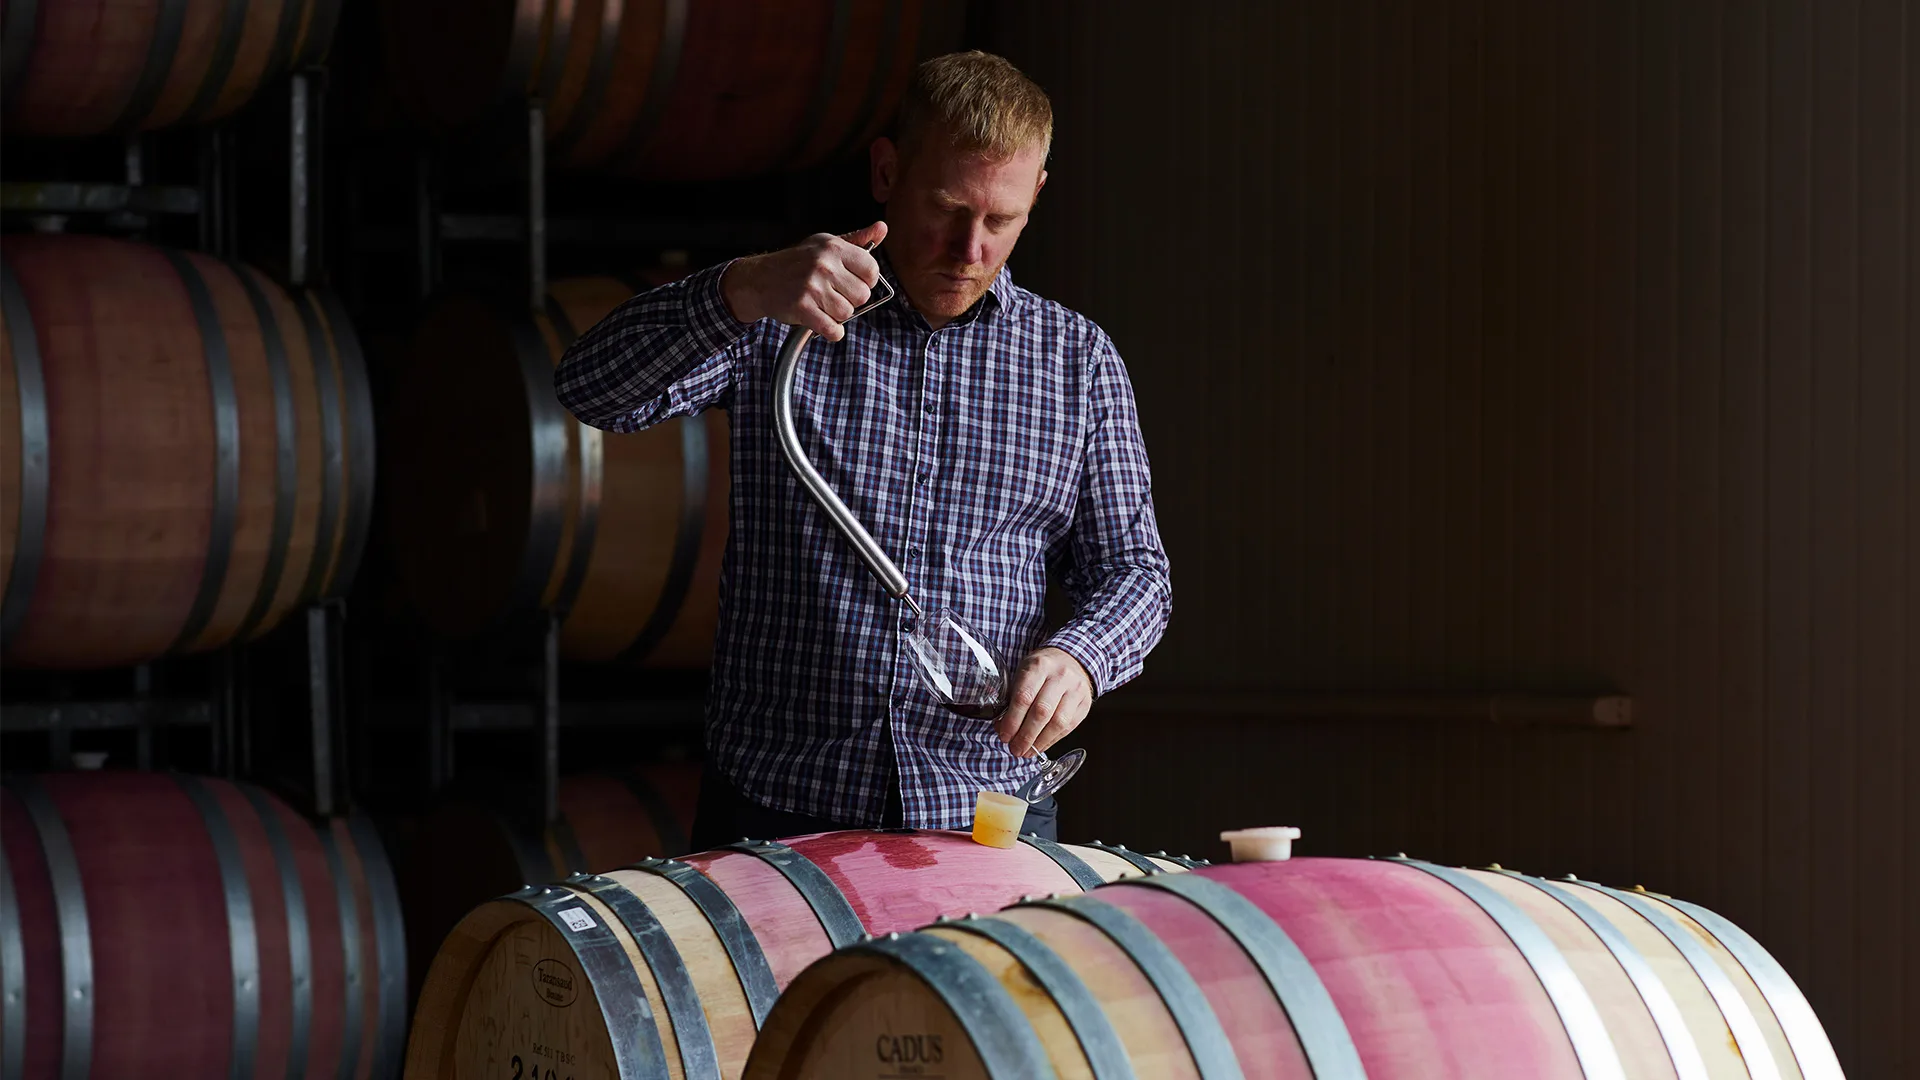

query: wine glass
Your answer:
[900,604,1010,719]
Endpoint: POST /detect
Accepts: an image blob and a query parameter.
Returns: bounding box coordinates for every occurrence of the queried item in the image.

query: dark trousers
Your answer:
[689,767,1059,852]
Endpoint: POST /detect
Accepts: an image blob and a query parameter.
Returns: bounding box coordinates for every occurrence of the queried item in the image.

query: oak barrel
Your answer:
[745,855,1847,1080]
[377,0,965,179]
[383,275,725,666]
[402,828,1200,1080]
[2,0,342,136]
[393,763,701,1005]
[0,770,407,1079]
[1,234,375,670]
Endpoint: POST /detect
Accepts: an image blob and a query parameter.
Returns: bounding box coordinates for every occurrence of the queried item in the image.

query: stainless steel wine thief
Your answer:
[769,244,924,618]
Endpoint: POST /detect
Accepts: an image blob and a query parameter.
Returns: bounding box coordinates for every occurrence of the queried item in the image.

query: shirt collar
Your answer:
[873,245,1026,329]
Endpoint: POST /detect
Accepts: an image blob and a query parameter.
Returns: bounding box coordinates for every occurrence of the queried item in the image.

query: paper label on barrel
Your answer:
[556,906,595,932]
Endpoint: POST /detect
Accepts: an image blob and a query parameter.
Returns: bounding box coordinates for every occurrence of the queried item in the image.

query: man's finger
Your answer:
[1033,685,1090,754]
[822,287,856,322]
[840,219,888,251]
[829,263,873,309]
[1012,678,1066,757]
[806,303,846,341]
[995,662,1044,745]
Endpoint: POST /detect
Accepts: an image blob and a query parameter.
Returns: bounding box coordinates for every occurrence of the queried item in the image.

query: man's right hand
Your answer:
[720,221,888,341]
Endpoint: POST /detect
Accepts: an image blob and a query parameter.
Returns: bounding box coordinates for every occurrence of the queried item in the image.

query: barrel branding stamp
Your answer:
[531,959,578,1007]
[875,1031,945,1076]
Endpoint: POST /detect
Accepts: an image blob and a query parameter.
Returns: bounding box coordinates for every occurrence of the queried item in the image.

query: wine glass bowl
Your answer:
[901,605,1010,719]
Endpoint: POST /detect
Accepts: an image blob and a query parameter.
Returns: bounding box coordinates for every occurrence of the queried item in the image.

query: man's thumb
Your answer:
[841,220,888,248]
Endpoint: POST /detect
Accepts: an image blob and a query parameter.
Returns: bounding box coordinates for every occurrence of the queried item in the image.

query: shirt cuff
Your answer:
[686,258,754,355]
[1039,627,1112,698]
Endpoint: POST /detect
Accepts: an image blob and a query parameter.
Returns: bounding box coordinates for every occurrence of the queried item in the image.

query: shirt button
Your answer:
[917,471,931,485]
[907,546,920,560]
[924,401,937,414]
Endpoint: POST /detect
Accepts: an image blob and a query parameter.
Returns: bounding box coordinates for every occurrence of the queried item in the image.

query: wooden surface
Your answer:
[379,0,963,178]
[406,829,1184,1080]
[758,960,987,1080]
[1461,870,1679,1080]
[2,0,338,135]
[1,235,366,669]
[745,855,1841,1079]
[1211,858,1582,1078]
[450,915,619,1080]
[1092,883,1312,1080]
[985,3,1917,1072]
[0,771,402,1079]
[1543,881,1767,1080]
[1640,894,1803,1078]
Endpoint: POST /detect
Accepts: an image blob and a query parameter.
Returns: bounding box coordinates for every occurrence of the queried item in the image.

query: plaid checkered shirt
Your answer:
[554,250,1172,830]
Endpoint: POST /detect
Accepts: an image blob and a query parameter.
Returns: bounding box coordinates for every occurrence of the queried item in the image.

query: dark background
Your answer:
[3,1,1913,1075]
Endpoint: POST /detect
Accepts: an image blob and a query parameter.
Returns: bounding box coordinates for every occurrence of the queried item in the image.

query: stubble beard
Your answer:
[914,261,1001,322]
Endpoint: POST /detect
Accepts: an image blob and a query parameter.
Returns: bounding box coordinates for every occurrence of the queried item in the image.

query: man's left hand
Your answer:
[995,647,1095,758]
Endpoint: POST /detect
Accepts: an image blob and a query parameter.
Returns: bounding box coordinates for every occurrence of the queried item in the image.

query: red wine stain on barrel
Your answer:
[879,837,939,871]
[789,831,877,865]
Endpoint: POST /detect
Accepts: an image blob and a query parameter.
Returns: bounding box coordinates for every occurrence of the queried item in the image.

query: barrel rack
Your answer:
[1,67,356,818]
[340,89,812,828]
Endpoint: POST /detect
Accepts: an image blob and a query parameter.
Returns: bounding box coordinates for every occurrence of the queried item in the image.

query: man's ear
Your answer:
[1035,168,1048,200]
[871,137,900,203]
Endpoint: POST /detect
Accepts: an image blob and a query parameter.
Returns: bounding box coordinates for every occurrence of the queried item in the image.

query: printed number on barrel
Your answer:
[510,1053,574,1080]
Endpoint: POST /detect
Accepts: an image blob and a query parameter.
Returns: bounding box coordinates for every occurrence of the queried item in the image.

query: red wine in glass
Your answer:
[940,699,1006,720]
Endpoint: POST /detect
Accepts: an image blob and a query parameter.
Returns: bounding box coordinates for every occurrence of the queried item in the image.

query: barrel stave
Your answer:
[1545,881,1752,1078]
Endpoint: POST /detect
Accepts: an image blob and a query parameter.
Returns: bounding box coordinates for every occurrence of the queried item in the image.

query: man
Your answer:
[554,51,1171,848]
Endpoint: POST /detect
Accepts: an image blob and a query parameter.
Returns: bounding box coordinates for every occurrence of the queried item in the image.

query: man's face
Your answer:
[870,129,1048,326]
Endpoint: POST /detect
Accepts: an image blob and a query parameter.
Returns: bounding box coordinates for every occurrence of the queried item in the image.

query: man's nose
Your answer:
[949,221,987,265]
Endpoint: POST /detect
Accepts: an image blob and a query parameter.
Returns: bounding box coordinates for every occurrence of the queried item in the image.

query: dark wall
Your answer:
[986,1,1917,1075]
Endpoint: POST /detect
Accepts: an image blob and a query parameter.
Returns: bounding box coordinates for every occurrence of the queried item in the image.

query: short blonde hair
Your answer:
[895,50,1053,164]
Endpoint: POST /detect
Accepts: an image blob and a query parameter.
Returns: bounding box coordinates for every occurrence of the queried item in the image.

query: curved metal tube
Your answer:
[771,292,923,619]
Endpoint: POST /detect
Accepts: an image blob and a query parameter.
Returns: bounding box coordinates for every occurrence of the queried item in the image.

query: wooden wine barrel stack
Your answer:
[1,0,343,137]
[746,855,1848,1080]
[403,828,1201,1080]
[383,275,726,666]
[378,0,965,179]
[393,762,701,1003]
[0,770,407,1079]
[1,234,375,670]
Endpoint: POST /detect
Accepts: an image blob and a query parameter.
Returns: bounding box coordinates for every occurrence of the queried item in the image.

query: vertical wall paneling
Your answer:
[1375,0,1415,851]
[1404,0,1453,858]
[1762,0,1817,1001]
[1807,0,1864,1054]
[1633,0,1682,899]
[1673,0,1726,910]
[1476,0,1516,864]
[1717,0,1771,997]
[1507,0,1555,874]
[1589,0,1643,889]
[1341,0,1379,848]
[1547,0,1601,876]
[1855,3,1915,1077]
[985,3,1913,1068]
